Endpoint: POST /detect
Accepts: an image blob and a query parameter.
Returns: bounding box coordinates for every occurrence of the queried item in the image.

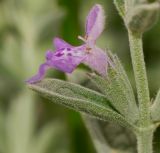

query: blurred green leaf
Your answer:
[1,90,69,153]
[30,122,69,153]
[83,116,111,153]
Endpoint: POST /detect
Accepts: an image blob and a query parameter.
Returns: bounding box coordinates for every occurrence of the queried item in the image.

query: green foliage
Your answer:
[89,53,139,123]
[113,0,160,152]
[29,79,112,108]
[0,1,70,153]
[114,0,125,17]
[1,0,160,152]
[28,79,135,129]
[68,69,137,153]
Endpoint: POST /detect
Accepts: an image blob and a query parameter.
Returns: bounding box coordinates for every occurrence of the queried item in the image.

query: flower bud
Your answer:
[125,2,160,33]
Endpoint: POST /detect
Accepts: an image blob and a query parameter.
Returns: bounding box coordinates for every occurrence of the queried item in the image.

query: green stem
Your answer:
[136,128,154,153]
[128,30,151,127]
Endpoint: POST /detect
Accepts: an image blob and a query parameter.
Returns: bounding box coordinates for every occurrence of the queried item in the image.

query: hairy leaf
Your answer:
[114,0,125,18]
[68,70,137,153]
[28,79,134,129]
[89,53,139,123]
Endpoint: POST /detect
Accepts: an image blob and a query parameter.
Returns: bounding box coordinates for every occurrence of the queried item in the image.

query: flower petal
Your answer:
[27,46,87,84]
[85,4,105,41]
[49,46,86,73]
[53,37,73,50]
[82,46,110,76]
[26,63,49,84]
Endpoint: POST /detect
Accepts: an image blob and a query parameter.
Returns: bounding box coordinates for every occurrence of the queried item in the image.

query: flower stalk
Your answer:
[136,127,154,153]
[128,30,151,127]
[128,30,153,153]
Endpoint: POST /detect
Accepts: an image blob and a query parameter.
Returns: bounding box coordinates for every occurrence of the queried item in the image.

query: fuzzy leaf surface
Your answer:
[114,0,125,18]
[28,79,134,129]
[89,53,139,123]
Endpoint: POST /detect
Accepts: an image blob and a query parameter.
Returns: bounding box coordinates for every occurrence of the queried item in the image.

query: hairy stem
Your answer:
[128,30,153,153]
[136,127,154,153]
[128,30,151,127]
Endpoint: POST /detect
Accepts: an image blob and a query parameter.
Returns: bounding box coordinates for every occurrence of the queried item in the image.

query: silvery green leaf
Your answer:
[28,79,135,129]
[29,78,112,108]
[151,89,160,121]
[89,53,139,123]
[114,0,125,18]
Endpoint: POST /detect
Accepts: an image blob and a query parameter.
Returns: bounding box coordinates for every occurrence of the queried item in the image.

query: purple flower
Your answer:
[26,4,112,84]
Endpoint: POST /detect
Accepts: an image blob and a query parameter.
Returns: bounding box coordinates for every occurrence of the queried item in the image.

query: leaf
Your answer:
[28,79,135,129]
[68,70,136,153]
[114,0,125,18]
[31,78,112,108]
[151,89,160,121]
[89,53,139,123]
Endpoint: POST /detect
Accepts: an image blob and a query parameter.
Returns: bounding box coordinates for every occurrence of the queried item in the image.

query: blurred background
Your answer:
[0,0,160,153]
